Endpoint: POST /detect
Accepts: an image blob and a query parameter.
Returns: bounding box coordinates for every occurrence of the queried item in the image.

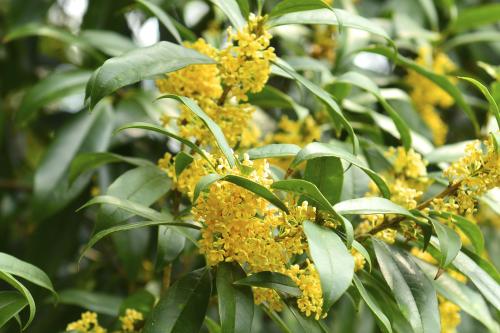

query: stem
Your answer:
[357,180,462,239]
[217,85,232,105]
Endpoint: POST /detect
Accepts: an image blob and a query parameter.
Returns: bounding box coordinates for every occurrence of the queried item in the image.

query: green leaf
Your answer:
[334,197,414,218]
[217,263,254,333]
[234,271,301,296]
[246,144,301,160]
[458,76,500,127]
[267,8,390,41]
[4,24,104,61]
[157,216,186,267]
[352,240,372,271]
[119,290,156,317]
[291,142,390,198]
[81,195,166,222]
[143,268,212,333]
[335,71,412,150]
[443,31,500,50]
[16,69,91,126]
[352,275,392,333]
[174,151,194,177]
[79,220,199,263]
[416,260,500,333]
[273,58,359,153]
[281,301,327,333]
[361,45,480,133]
[271,179,353,245]
[0,253,55,296]
[205,317,222,333]
[429,218,461,268]
[57,289,123,316]
[373,239,440,333]
[193,173,289,213]
[0,271,35,330]
[304,157,343,205]
[209,0,246,29]
[135,0,182,43]
[33,101,114,221]
[441,242,500,310]
[86,41,215,108]
[157,95,236,168]
[0,291,28,328]
[247,85,308,119]
[69,152,154,183]
[268,0,330,18]
[446,214,484,254]
[303,221,354,311]
[448,4,500,32]
[116,122,215,169]
[80,30,136,56]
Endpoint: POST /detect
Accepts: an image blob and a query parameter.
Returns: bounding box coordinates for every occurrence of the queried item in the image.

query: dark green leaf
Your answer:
[217,263,254,333]
[373,239,440,333]
[459,76,500,127]
[352,275,392,333]
[304,157,343,205]
[86,42,215,108]
[234,271,301,296]
[448,4,500,32]
[443,31,500,50]
[16,69,91,125]
[157,95,236,168]
[174,152,194,177]
[57,289,123,316]
[143,268,212,333]
[281,301,326,333]
[0,291,27,328]
[135,0,182,43]
[119,290,156,317]
[304,221,354,310]
[291,142,390,198]
[69,152,153,183]
[0,271,35,330]
[429,218,461,268]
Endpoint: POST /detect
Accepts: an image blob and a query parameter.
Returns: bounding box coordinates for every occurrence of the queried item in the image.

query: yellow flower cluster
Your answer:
[406,48,456,145]
[66,312,106,333]
[356,147,429,243]
[310,25,336,63]
[156,15,275,147]
[434,138,499,215]
[351,248,366,272]
[119,309,144,332]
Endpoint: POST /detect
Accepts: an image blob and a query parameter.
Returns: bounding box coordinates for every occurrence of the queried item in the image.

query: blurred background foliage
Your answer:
[0,0,499,332]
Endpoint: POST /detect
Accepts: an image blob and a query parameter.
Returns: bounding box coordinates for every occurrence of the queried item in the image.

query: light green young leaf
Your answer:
[334,197,414,218]
[304,221,354,311]
[268,0,330,18]
[448,4,500,32]
[246,144,301,160]
[79,195,167,221]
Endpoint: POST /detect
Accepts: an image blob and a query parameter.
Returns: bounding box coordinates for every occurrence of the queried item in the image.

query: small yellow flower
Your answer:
[119,309,144,332]
[66,311,106,333]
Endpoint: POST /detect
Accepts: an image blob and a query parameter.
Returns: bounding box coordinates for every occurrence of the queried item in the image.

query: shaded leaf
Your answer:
[57,289,123,316]
[234,271,300,297]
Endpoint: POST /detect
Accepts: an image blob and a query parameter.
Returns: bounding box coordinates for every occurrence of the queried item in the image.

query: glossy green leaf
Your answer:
[304,157,343,205]
[304,221,354,311]
[0,291,27,329]
[210,0,246,29]
[174,152,194,177]
[291,142,390,198]
[69,152,153,183]
[267,8,389,41]
[79,220,199,263]
[448,4,500,32]
[234,271,301,296]
[0,271,35,330]
[135,0,182,43]
[4,24,103,61]
[143,268,212,333]
[268,0,330,18]
[115,122,215,169]
[16,69,91,125]
[85,41,215,108]
[80,30,136,56]
[246,144,301,160]
[217,263,254,333]
[416,260,500,333]
[429,218,461,268]
[361,45,480,133]
[157,95,236,168]
[334,197,414,218]
[33,101,113,221]
[273,58,359,153]
[0,253,55,296]
[373,239,440,333]
[459,76,500,127]
[352,275,392,333]
[193,174,289,212]
[335,71,412,150]
[58,289,123,316]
